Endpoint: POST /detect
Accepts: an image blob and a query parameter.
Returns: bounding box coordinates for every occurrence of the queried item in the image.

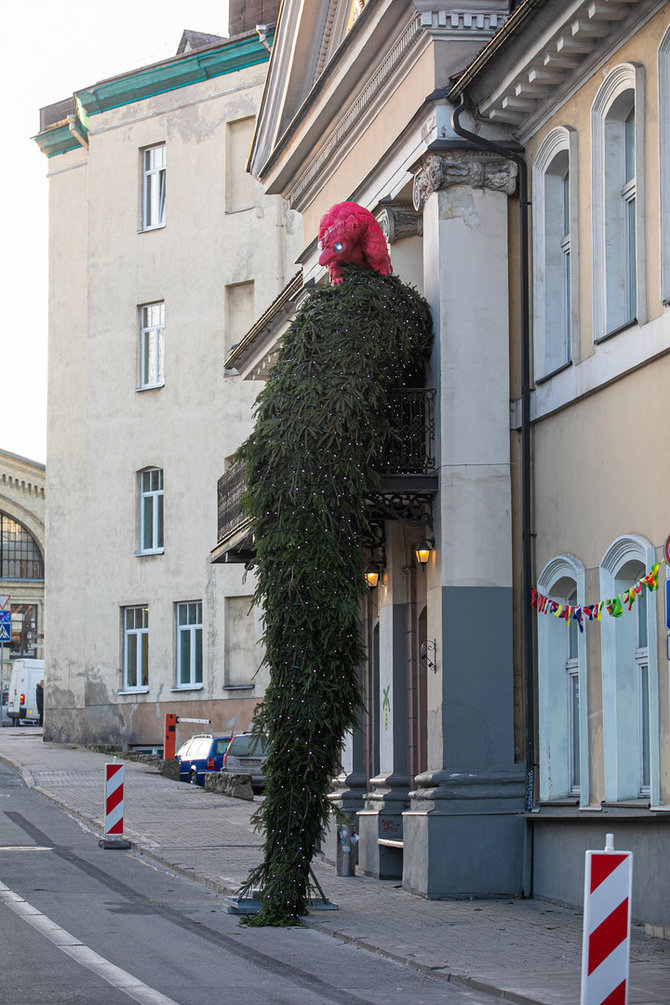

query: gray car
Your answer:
[222,732,268,788]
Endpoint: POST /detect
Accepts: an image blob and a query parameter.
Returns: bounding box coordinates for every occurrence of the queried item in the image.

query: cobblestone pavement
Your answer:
[1,729,669,1004]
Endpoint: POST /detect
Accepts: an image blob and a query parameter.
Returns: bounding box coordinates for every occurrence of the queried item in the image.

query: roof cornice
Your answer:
[447,0,664,140]
[35,31,273,158]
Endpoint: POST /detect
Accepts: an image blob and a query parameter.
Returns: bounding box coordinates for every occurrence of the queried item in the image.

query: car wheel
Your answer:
[189,770,198,785]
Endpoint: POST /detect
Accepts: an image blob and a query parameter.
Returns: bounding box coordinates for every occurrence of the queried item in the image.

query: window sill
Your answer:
[135,548,164,557]
[170,685,204,692]
[222,684,255,691]
[136,383,165,393]
[138,223,166,234]
[594,317,638,344]
[535,360,572,386]
[118,687,149,695]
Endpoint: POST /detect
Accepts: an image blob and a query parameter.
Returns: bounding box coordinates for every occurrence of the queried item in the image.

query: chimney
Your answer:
[228,1,281,37]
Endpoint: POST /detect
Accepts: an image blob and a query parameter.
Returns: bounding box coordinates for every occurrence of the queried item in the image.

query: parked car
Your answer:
[175,734,232,786]
[1,688,9,727]
[222,732,269,789]
[7,659,44,726]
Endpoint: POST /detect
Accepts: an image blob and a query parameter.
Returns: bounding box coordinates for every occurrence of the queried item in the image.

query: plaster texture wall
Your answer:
[43,60,303,745]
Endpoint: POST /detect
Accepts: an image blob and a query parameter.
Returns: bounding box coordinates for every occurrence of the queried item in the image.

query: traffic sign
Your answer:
[666,579,670,632]
[664,535,670,567]
[0,610,10,642]
[0,594,10,609]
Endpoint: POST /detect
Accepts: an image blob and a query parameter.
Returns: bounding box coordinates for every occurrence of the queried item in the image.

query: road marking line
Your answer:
[0,880,180,1005]
[0,845,53,851]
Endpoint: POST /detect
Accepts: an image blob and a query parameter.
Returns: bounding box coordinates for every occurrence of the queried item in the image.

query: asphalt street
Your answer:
[0,761,498,1004]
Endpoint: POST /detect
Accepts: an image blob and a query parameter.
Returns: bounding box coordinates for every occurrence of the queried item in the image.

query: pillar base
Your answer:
[357,783,409,880]
[402,769,526,897]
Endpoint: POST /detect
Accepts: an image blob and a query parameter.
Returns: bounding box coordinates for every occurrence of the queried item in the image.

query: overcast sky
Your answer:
[2,1,231,465]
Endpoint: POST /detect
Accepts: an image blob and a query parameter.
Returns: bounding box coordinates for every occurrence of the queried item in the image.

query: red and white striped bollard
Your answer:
[104,762,125,837]
[581,833,633,1005]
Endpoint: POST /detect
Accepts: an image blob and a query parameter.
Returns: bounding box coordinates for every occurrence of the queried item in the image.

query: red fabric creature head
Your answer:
[318,202,393,285]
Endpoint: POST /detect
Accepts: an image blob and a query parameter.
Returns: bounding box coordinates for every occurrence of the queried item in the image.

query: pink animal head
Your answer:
[318,202,393,285]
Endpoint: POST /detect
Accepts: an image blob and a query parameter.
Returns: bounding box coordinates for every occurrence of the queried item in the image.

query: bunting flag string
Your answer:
[531,563,660,633]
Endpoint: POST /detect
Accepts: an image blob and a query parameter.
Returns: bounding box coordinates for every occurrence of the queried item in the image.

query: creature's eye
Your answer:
[334,241,344,253]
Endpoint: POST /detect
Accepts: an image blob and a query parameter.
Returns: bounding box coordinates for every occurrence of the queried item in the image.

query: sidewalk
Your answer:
[1,729,668,1005]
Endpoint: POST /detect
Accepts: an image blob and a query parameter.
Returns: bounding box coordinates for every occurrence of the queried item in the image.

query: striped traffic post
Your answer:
[102,759,127,848]
[581,833,633,1004]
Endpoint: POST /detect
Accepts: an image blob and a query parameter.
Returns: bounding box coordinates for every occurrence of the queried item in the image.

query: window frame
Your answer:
[137,467,164,555]
[536,554,588,806]
[532,126,579,382]
[0,512,44,581]
[175,601,203,690]
[141,143,166,231]
[599,535,659,805]
[139,302,165,390]
[591,63,645,342]
[122,605,149,692]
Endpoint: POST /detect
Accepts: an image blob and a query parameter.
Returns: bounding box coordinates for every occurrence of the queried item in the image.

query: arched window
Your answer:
[592,64,645,340]
[536,555,588,804]
[533,127,578,380]
[0,513,44,580]
[600,536,658,804]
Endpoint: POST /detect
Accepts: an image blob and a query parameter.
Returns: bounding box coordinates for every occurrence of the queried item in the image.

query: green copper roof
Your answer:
[35,32,273,157]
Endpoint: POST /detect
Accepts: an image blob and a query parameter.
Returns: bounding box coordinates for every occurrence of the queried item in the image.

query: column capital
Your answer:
[412,150,518,211]
[377,202,423,244]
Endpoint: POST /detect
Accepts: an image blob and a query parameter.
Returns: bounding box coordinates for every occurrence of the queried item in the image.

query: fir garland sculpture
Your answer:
[236,202,433,925]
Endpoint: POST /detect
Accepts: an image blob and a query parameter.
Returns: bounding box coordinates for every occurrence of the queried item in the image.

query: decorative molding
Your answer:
[288,15,423,208]
[416,7,505,37]
[377,203,423,244]
[412,150,518,210]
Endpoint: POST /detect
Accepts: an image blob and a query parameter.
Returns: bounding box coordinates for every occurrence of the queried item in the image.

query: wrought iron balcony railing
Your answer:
[213,388,437,562]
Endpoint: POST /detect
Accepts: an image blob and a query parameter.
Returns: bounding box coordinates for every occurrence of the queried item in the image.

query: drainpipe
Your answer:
[450,94,535,864]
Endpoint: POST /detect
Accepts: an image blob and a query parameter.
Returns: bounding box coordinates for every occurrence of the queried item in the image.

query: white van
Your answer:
[7,659,44,726]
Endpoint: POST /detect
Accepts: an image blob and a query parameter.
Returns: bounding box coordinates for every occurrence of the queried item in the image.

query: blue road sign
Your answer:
[0,610,10,642]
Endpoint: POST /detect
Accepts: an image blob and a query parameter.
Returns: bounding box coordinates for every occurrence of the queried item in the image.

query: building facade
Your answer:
[36,8,301,747]
[213,0,670,927]
[0,449,45,669]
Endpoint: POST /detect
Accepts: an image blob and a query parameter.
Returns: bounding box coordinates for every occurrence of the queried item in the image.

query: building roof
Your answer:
[177,30,227,54]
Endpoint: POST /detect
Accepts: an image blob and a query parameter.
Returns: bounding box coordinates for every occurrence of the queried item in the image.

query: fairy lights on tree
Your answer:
[235,202,433,925]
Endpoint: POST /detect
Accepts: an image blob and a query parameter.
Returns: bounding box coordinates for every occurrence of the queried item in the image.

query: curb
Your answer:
[1,751,548,1004]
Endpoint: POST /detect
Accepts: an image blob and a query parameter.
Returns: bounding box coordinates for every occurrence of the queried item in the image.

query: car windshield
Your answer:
[214,738,231,755]
[229,734,267,756]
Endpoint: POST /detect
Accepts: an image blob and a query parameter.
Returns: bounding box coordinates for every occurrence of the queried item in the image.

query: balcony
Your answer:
[211,388,437,564]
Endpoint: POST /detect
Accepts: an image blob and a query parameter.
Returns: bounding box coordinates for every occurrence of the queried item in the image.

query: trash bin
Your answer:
[336,823,356,877]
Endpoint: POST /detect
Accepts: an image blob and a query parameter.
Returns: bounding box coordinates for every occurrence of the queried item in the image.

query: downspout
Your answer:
[450,94,535,882]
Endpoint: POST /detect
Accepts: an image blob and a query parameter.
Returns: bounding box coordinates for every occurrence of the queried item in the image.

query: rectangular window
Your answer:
[225,118,255,212]
[124,606,149,689]
[142,144,166,230]
[224,596,255,687]
[567,665,580,793]
[140,303,165,389]
[638,662,650,794]
[177,602,203,687]
[225,281,255,355]
[636,588,650,795]
[139,468,164,553]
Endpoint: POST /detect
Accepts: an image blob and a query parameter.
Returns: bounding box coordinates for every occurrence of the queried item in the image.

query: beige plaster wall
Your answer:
[45,64,303,744]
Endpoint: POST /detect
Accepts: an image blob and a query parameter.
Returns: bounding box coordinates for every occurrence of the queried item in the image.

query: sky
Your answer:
[2,1,231,465]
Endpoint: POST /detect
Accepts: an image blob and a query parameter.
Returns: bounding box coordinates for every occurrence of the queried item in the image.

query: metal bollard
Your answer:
[336,823,356,876]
